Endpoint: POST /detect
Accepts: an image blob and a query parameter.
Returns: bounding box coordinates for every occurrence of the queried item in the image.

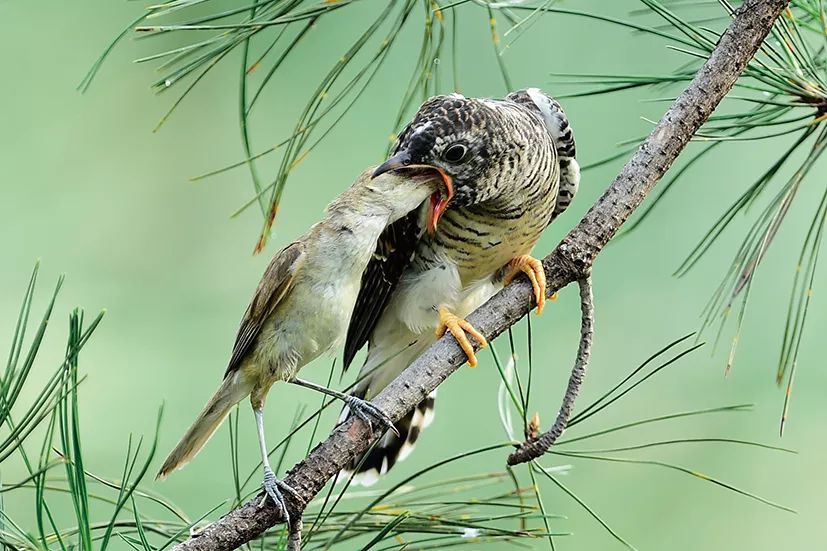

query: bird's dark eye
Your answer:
[443,143,468,163]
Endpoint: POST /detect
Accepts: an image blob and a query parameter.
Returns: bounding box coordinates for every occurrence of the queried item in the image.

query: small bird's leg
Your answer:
[290,378,399,436]
[435,305,488,367]
[503,255,548,315]
[254,408,303,520]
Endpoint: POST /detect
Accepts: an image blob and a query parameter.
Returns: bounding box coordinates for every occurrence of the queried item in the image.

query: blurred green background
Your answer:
[1,1,824,549]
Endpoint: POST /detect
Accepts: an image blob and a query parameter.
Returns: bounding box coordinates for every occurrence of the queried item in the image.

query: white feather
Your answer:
[395,258,462,333]
[396,441,417,463]
[421,390,437,428]
[412,121,434,137]
[352,468,380,487]
[382,410,421,465]
[526,88,569,154]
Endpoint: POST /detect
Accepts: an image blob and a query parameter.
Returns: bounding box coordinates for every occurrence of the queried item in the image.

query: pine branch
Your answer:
[170,1,791,549]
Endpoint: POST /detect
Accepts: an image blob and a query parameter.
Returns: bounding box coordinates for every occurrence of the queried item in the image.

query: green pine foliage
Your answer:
[5,1,814,548]
[0,265,792,549]
[546,0,827,430]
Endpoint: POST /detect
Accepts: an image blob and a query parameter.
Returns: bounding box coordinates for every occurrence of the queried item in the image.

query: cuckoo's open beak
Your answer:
[372,152,454,236]
[372,151,414,179]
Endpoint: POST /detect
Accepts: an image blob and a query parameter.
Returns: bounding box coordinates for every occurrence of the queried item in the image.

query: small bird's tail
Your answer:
[156,372,252,480]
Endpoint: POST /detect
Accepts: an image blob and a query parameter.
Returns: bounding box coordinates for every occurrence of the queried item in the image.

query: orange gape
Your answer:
[427,168,454,236]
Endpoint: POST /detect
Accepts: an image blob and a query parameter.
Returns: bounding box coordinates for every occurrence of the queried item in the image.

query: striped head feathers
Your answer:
[375,93,557,208]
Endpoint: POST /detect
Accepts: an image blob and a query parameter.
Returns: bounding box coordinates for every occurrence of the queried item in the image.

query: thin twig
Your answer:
[286,517,301,551]
[169,1,791,549]
[507,275,594,466]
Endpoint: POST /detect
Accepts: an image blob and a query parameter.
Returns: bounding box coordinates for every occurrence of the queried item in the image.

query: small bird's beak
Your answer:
[373,151,454,236]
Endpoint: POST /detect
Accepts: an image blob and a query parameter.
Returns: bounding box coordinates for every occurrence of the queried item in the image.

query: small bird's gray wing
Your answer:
[342,209,424,372]
[224,241,306,377]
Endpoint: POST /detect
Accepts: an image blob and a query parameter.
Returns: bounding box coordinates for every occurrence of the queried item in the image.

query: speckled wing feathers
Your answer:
[224,241,305,377]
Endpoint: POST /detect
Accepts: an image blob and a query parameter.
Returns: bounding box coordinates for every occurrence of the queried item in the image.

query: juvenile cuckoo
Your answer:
[341,88,580,485]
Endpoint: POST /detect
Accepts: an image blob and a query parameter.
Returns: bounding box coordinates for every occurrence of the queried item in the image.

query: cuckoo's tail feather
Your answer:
[156,372,252,480]
[340,389,436,487]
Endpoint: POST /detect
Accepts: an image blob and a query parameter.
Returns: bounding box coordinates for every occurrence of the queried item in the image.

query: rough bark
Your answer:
[172,1,791,549]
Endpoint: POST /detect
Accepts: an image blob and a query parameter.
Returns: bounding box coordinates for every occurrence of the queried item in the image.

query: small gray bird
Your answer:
[156,168,452,520]
[341,88,580,485]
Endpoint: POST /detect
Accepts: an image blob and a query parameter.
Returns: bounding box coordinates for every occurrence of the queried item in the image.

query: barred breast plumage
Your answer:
[414,98,559,284]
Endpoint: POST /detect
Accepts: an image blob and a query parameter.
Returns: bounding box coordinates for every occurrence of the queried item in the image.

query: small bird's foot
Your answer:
[260,468,302,524]
[435,305,487,367]
[503,255,547,315]
[345,396,399,437]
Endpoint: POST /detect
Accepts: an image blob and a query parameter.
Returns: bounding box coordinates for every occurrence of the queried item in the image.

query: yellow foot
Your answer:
[503,255,548,315]
[436,305,488,367]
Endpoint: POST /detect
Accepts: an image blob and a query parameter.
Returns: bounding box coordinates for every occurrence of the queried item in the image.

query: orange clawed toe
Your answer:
[436,305,487,367]
[503,255,547,315]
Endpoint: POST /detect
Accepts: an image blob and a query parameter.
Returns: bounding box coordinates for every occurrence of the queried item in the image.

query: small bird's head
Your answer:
[372,93,527,234]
